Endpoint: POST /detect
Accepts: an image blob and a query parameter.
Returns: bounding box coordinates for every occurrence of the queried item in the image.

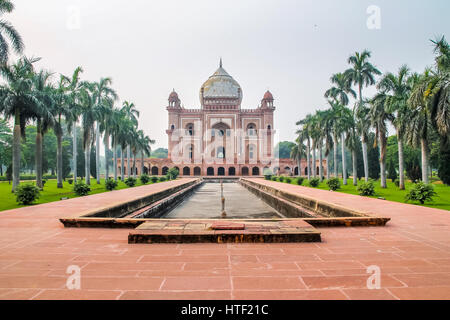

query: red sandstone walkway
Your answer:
[1,178,450,300]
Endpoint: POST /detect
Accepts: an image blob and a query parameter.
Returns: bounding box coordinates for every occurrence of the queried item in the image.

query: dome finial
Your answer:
[219,57,222,68]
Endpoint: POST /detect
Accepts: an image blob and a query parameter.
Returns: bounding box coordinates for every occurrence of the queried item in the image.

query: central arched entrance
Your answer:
[228,167,236,176]
[207,167,214,176]
[183,167,190,176]
[241,167,249,176]
[218,167,225,176]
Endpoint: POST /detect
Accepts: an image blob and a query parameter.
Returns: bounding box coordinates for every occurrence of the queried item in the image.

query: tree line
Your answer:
[0,1,154,192]
[293,36,450,189]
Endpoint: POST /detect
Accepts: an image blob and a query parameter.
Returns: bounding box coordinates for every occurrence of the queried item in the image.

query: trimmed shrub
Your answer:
[271,176,277,181]
[124,177,137,187]
[296,177,304,186]
[405,182,437,204]
[309,178,320,187]
[167,168,179,180]
[278,176,285,182]
[151,176,158,183]
[74,181,91,196]
[105,178,118,191]
[42,180,47,187]
[357,180,375,196]
[159,176,167,182]
[264,175,272,181]
[15,184,40,205]
[68,179,73,185]
[285,177,292,183]
[394,180,400,187]
[140,174,150,185]
[327,178,341,191]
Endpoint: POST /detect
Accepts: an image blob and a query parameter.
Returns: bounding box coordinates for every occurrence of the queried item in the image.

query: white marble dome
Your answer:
[200,60,242,103]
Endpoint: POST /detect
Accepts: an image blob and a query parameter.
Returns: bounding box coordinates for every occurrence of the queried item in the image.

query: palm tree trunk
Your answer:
[319,142,323,182]
[297,157,301,177]
[73,126,77,182]
[113,141,118,181]
[326,154,330,180]
[85,136,91,185]
[12,108,21,192]
[56,131,63,188]
[95,123,101,184]
[397,134,405,190]
[420,138,429,184]
[306,139,311,180]
[141,152,144,176]
[121,147,124,179]
[379,133,387,188]
[341,132,347,185]
[362,135,369,182]
[133,153,136,178]
[104,134,110,180]
[358,83,369,182]
[35,120,43,189]
[352,149,357,186]
[127,145,131,178]
[312,140,316,178]
[333,133,338,177]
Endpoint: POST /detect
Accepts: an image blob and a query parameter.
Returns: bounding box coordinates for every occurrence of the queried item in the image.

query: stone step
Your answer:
[129,219,321,244]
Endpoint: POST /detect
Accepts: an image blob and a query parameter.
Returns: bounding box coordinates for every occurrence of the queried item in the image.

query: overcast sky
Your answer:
[7,0,450,151]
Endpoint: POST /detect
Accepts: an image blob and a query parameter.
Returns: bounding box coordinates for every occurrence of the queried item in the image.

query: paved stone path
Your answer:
[0,178,450,300]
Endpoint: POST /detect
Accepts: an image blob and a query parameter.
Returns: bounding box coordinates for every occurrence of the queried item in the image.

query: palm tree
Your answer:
[324,74,354,181]
[90,78,118,183]
[296,114,313,179]
[325,73,356,106]
[327,100,351,184]
[60,67,84,183]
[0,0,24,64]
[0,57,39,191]
[377,65,413,189]
[120,101,139,178]
[79,87,108,185]
[314,110,329,181]
[290,135,305,177]
[136,130,154,176]
[327,100,342,178]
[321,109,334,181]
[51,72,83,188]
[32,70,55,189]
[109,108,123,181]
[408,37,450,183]
[345,112,359,186]
[370,92,390,188]
[99,97,115,180]
[344,50,382,182]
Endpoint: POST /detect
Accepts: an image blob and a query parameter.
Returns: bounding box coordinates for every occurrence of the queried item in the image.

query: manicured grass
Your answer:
[273,177,450,211]
[0,178,163,212]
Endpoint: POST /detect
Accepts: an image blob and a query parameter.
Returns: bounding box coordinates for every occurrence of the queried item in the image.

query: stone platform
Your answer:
[128,219,321,244]
[1,178,450,300]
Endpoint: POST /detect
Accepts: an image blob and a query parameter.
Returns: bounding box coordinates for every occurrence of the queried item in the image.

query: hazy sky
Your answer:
[7,0,450,150]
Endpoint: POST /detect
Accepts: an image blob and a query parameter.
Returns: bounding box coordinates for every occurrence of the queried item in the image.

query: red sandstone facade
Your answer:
[118,61,326,177]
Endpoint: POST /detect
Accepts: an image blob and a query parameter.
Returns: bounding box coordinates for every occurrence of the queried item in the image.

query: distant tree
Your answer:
[274,141,296,159]
[151,148,168,159]
[0,119,12,176]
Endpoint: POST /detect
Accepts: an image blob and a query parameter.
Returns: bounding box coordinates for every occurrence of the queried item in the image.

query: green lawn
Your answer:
[276,177,450,211]
[0,178,161,212]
